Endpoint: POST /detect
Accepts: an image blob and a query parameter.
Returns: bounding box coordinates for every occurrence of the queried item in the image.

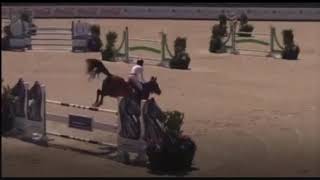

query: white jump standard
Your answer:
[46,99,118,114]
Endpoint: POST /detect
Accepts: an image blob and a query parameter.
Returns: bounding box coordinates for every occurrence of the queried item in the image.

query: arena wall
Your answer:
[1,5,320,21]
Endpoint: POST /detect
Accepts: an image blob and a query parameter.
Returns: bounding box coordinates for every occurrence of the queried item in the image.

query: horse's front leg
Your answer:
[93,89,101,107]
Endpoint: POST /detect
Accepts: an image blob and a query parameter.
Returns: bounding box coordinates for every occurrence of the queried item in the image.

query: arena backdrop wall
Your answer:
[1,5,320,21]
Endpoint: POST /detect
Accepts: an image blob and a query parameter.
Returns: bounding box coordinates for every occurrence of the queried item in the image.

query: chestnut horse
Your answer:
[86,59,161,107]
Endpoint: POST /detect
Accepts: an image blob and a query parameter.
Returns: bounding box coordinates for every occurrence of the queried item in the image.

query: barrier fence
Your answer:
[10,79,148,163]
[228,21,284,58]
[115,26,174,67]
[5,19,90,52]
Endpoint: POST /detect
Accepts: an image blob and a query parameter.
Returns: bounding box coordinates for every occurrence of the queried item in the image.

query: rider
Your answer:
[128,59,145,96]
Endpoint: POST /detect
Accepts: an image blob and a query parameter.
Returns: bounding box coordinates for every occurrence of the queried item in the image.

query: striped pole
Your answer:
[46,99,118,115]
[47,131,117,147]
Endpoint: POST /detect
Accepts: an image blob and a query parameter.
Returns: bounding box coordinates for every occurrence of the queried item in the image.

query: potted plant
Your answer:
[281,29,300,60]
[101,31,118,61]
[1,80,16,135]
[169,37,191,70]
[238,12,254,37]
[209,24,227,53]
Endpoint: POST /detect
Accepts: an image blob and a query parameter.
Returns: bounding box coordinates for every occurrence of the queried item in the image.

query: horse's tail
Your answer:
[86,59,112,79]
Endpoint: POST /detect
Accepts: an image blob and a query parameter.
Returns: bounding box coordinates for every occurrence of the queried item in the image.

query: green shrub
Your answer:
[170,37,191,70]
[1,80,16,135]
[101,31,118,61]
[281,29,300,60]
[90,24,101,37]
[163,111,184,136]
[174,37,186,54]
[282,29,294,47]
[209,24,227,53]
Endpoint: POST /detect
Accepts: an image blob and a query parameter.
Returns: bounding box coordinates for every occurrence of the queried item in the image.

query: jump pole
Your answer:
[46,99,118,114]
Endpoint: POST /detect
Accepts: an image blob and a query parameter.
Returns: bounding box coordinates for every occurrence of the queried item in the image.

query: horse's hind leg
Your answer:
[93,89,101,107]
[97,94,105,106]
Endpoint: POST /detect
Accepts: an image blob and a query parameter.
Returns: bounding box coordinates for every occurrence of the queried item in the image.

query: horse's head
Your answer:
[148,76,161,95]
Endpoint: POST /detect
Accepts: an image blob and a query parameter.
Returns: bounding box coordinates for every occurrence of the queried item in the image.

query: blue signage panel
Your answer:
[68,114,93,131]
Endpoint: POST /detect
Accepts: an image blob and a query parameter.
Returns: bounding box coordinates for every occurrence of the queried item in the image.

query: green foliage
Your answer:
[174,37,187,54]
[238,13,254,37]
[1,80,15,134]
[2,80,14,102]
[106,31,118,48]
[90,24,101,37]
[163,110,184,136]
[209,24,227,53]
[281,29,299,60]
[101,31,118,61]
[282,29,294,46]
[170,37,191,69]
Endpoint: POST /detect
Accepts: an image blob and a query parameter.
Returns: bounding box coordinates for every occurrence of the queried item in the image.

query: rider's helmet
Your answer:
[137,59,144,66]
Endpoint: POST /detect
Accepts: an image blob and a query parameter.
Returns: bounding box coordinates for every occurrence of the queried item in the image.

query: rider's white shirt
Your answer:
[129,65,145,83]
